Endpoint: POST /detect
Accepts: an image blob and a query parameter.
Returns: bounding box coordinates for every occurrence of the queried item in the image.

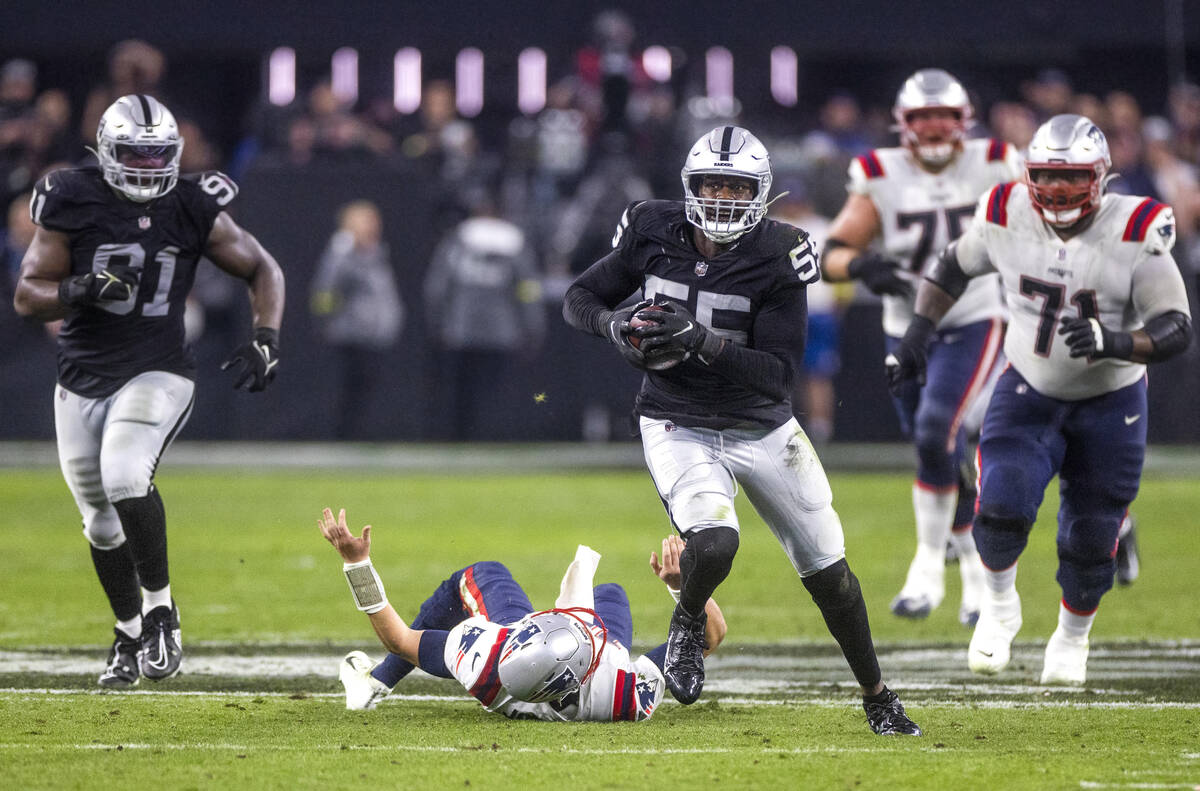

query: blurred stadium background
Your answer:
[1,0,1198,446]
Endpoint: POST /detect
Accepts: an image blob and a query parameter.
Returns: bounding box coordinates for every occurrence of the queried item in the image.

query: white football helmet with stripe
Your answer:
[893,69,973,167]
[681,126,772,243]
[95,94,183,202]
[1024,114,1111,228]
[497,608,605,703]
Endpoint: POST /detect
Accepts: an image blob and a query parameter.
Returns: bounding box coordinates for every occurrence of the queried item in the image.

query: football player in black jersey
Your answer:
[13,95,285,687]
[563,126,920,735]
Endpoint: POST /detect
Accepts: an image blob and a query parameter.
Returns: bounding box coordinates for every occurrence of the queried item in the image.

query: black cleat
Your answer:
[663,605,707,705]
[1116,517,1139,586]
[864,687,922,736]
[98,628,141,688]
[139,602,182,681]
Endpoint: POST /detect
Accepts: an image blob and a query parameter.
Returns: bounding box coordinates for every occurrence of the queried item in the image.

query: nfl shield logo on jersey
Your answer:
[138,216,152,230]
[694,261,708,277]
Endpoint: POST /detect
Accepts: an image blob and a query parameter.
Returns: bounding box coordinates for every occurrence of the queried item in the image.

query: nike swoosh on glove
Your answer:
[634,302,724,363]
[222,327,280,392]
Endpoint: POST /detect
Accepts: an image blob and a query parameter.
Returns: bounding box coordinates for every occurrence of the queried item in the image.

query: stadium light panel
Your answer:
[770,46,797,107]
[457,48,485,118]
[268,47,295,106]
[706,46,734,113]
[642,46,672,83]
[393,48,421,114]
[331,47,359,105]
[518,48,546,115]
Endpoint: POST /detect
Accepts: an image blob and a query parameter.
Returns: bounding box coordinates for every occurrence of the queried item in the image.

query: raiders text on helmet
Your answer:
[893,69,973,167]
[497,608,606,703]
[95,94,183,202]
[681,126,772,243]
[1024,114,1111,228]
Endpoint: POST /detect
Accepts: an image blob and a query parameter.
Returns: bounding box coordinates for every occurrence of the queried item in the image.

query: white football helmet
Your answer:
[1025,114,1111,228]
[681,126,772,243]
[497,608,605,703]
[95,94,183,202]
[893,69,973,167]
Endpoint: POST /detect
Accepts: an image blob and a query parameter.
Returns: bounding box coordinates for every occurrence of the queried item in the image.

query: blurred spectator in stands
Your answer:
[399,79,460,161]
[1168,81,1200,164]
[1022,68,1073,122]
[544,132,652,280]
[0,60,39,204]
[769,178,848,444]
[423,189,544,440]
[819,92,873,155]
[311,200,405,439]
[2,191,34,292]
[988,101,1037,152]
[80,40,166,145]
[575,9,647,135]
[307,80,393,162]
[1142,116,1200,252]
[0,59,36,121]
[1106,91,1144,136]
[1107,128,1157,198]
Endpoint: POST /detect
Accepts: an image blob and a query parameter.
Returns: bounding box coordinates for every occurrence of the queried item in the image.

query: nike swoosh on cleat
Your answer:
[147,634,169,670]
[977,650,994,658]
[1124,414,1141,425]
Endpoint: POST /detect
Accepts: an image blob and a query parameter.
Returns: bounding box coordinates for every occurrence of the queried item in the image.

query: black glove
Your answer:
[222,327,280,392]
[58,264,139,307]
[1058,317,1133,360]
[603,300,651,371]
[885,315,935,394]
[634,301,724,362]
[848,252,913,297]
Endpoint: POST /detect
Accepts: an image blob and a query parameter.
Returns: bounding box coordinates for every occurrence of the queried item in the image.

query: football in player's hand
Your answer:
[629,304,689,371]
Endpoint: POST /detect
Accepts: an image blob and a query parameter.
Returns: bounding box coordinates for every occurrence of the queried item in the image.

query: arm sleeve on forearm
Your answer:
[703,287,806,401]
[417,630,453,678]
[562,248,643,337]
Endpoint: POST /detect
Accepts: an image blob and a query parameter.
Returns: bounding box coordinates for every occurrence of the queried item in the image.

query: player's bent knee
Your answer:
[979,462,1038,522]
[82,514,125,549]
[802,558,861,610]
[682,525,740,569]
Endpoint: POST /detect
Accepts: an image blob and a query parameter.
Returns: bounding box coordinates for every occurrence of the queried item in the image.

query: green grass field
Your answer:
[1,464,1198,790]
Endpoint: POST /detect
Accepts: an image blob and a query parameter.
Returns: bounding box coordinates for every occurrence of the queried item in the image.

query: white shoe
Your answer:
[340,651,392,710]
[968,593,1022,675]
[890,552,945,619]
[1040,628,1089,686]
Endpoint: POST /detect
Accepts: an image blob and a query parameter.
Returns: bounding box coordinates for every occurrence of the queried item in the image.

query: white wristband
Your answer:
[343,559,388,614]
[666,587,681,603]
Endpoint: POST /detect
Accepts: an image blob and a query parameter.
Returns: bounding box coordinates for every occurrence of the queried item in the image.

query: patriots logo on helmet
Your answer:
[537,667,581,702]
[501,619,544,663]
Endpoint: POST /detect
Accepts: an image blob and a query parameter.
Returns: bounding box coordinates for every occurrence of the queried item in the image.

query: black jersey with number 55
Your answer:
[582,199,820,430]
[30,166,238,398]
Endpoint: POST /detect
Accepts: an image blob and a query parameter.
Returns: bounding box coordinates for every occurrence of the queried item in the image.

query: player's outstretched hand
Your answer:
[848,252,914,297]
[318,507,371,564]
[1058,317,1127,360]
[650,535,686,590]
[222,327,280,392]
[58,263,140,307]
[885,315,935,395]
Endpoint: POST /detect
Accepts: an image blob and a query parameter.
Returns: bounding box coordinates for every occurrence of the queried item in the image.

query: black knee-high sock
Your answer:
[112,486,169,592]
[678,527,739,618]
[90,542,142,622]
[802,559,882,689]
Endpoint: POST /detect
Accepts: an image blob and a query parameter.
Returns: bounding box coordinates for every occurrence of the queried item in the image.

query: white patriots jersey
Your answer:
[955,183,1189,401]
[848,138,1022,336]
[443,615,665,722]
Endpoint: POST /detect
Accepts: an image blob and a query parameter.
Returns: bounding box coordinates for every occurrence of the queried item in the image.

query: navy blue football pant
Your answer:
[973,367,1146,614]
[371,561,633,687]
[887,317,1002,526]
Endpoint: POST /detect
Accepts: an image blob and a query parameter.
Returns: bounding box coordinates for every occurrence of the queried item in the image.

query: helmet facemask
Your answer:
[681,126,773,244]
[1025,163,1105,228]
[94,94,183,202]
[897,108,968,167]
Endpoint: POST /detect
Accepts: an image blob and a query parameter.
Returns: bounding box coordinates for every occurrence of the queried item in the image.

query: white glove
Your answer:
[555,544,601,610]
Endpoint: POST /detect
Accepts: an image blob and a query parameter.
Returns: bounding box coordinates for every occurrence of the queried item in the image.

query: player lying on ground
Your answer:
[319,507,724,721]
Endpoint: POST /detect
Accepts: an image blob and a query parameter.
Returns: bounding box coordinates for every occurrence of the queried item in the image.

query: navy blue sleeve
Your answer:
[416,630,454,678]
[643,642,668,672]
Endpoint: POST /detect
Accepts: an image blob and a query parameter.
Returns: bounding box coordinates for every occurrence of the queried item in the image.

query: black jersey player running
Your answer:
[563,126,920,735]
[13,95,285,687]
